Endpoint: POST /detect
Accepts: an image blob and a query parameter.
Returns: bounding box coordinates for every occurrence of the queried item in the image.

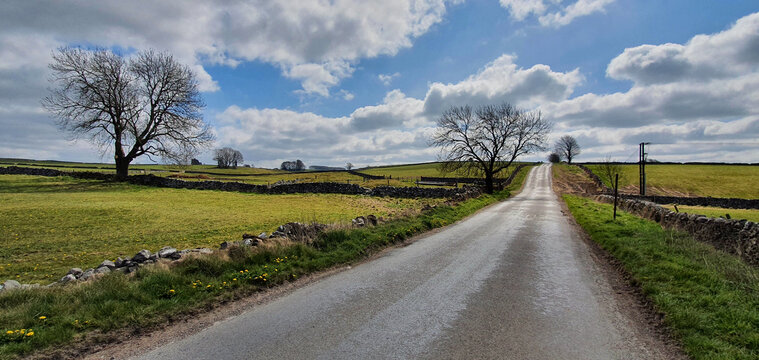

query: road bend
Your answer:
[135,164,667,360]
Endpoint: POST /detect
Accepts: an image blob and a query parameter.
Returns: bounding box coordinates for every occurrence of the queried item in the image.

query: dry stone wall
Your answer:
[0,166,480,199]
[593,195,759,267]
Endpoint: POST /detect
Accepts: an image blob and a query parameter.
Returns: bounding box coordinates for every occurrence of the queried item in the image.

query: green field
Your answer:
[360,162,526,181]
[583,164,759,199]
[0,175,440,284]
[564,195,759,359]
[661,205,759,223]
[0,159,417,188]
[0,164,531,359]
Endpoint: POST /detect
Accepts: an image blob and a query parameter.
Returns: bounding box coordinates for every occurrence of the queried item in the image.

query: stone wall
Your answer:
[0,166,478,199]
[593,195,759,267]
[622,195,759,210]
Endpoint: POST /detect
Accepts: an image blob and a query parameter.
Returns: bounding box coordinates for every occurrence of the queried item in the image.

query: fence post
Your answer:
[613,174,619,220]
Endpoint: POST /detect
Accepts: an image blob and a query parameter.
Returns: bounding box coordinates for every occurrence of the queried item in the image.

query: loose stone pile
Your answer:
[0,215,381,293]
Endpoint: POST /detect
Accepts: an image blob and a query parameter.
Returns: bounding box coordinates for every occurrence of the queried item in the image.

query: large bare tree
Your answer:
[554,135,581,164]
[431,103,550,193]
[43,47,213,178]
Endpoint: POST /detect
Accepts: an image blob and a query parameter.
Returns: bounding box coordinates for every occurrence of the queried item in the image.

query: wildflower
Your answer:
[39,316,47,320]
[233,278,237,281]
[26,332,34,337]
[6,331,12,335]
[168,289,175,295]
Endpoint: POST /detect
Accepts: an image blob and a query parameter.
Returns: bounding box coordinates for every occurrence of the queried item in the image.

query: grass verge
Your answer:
[0,167,529,359]
[563,194,759,359]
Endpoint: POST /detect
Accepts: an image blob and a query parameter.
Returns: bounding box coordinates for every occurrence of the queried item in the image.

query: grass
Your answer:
[563,195,759,359]
[0,165,531,359]
[583,164,759,199]
[661,205,759,223]
[0,175,442,285]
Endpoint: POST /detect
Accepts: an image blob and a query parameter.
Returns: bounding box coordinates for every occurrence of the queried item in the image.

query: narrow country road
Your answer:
[134,164,670,359]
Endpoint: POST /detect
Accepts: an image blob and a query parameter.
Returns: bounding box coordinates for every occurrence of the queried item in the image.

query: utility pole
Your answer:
[639,142,650,196]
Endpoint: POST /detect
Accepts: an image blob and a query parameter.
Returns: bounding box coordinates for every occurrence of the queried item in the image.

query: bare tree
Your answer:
[43,47,213,178]
[431,103,550,193]
[598,156,624,193]
[295,159,306,171]
[345,162,353,170]
[547,152,561,163]
[214,147,243,168]
[554,135,581,164]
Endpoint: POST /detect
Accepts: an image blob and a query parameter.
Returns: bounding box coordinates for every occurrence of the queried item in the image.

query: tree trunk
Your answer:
[115,157,130,179]
[484,172,494,194]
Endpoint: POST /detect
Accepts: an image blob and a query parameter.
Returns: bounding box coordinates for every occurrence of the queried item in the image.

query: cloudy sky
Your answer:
[1,0,758,167]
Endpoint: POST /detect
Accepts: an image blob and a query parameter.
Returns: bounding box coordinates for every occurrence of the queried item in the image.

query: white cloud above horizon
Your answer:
[1,3,758,168]
[499,0,616,27]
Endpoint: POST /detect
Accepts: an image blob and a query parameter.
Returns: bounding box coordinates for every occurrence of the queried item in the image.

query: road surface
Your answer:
[134,164,669,360]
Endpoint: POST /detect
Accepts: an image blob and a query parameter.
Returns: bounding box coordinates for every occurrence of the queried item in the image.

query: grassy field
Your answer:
[564,195,759,359]
[0,164,531,359]
[661,205,759,223]
[583,164,759,199]
[0,175,442,285]
[0,159,418,188]
[360,162,527,182]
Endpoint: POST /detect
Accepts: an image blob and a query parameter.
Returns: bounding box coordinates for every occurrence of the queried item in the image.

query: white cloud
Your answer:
[0,0,456,97]
[541,13,759,162]
[422,54,583,114]
[339,90,356,101]
[378,72,401,86]
[500,0,615,27]
[215,54,584,166]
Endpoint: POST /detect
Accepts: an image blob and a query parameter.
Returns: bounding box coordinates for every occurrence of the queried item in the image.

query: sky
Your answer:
[1,0,759,168]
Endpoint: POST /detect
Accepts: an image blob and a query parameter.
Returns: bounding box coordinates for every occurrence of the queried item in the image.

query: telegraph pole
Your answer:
[639,142,650,196]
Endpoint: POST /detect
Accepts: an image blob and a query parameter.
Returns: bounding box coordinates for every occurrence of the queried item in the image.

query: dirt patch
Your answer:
[551,164,604,196]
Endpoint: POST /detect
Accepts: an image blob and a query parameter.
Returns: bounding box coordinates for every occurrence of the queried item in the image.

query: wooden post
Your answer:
[613,173,619,220]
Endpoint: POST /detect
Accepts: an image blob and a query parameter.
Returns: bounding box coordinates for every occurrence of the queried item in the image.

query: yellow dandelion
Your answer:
[26,332,34,337]
[39,316,46,320]
[6,331,12,335]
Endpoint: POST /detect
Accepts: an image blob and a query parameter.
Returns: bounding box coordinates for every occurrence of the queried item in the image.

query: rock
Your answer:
[149,253,159,261]
[241,238,253,246]
[220,241,230,250]
[270,231,286,238]
[157,246,178,258]
[59,274,77,283]
[366,214,378,226]
[258,232,268,239]
[99,260,116,270]
[352,216,366,227]
[132,250,152,263]
[126,265,139,274]
[67,268,83,278]
[3,280,21,290]
[95,266,111,274]
[114,257,126,268]
[80,268,96,281]
[144,259,155,265]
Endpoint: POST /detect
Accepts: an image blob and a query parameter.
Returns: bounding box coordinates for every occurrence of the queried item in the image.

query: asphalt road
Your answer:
[134,164,668,360]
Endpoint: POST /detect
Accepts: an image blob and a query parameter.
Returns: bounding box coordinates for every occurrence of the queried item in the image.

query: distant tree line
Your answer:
[281,160,306,171]
[214,147,243,168]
